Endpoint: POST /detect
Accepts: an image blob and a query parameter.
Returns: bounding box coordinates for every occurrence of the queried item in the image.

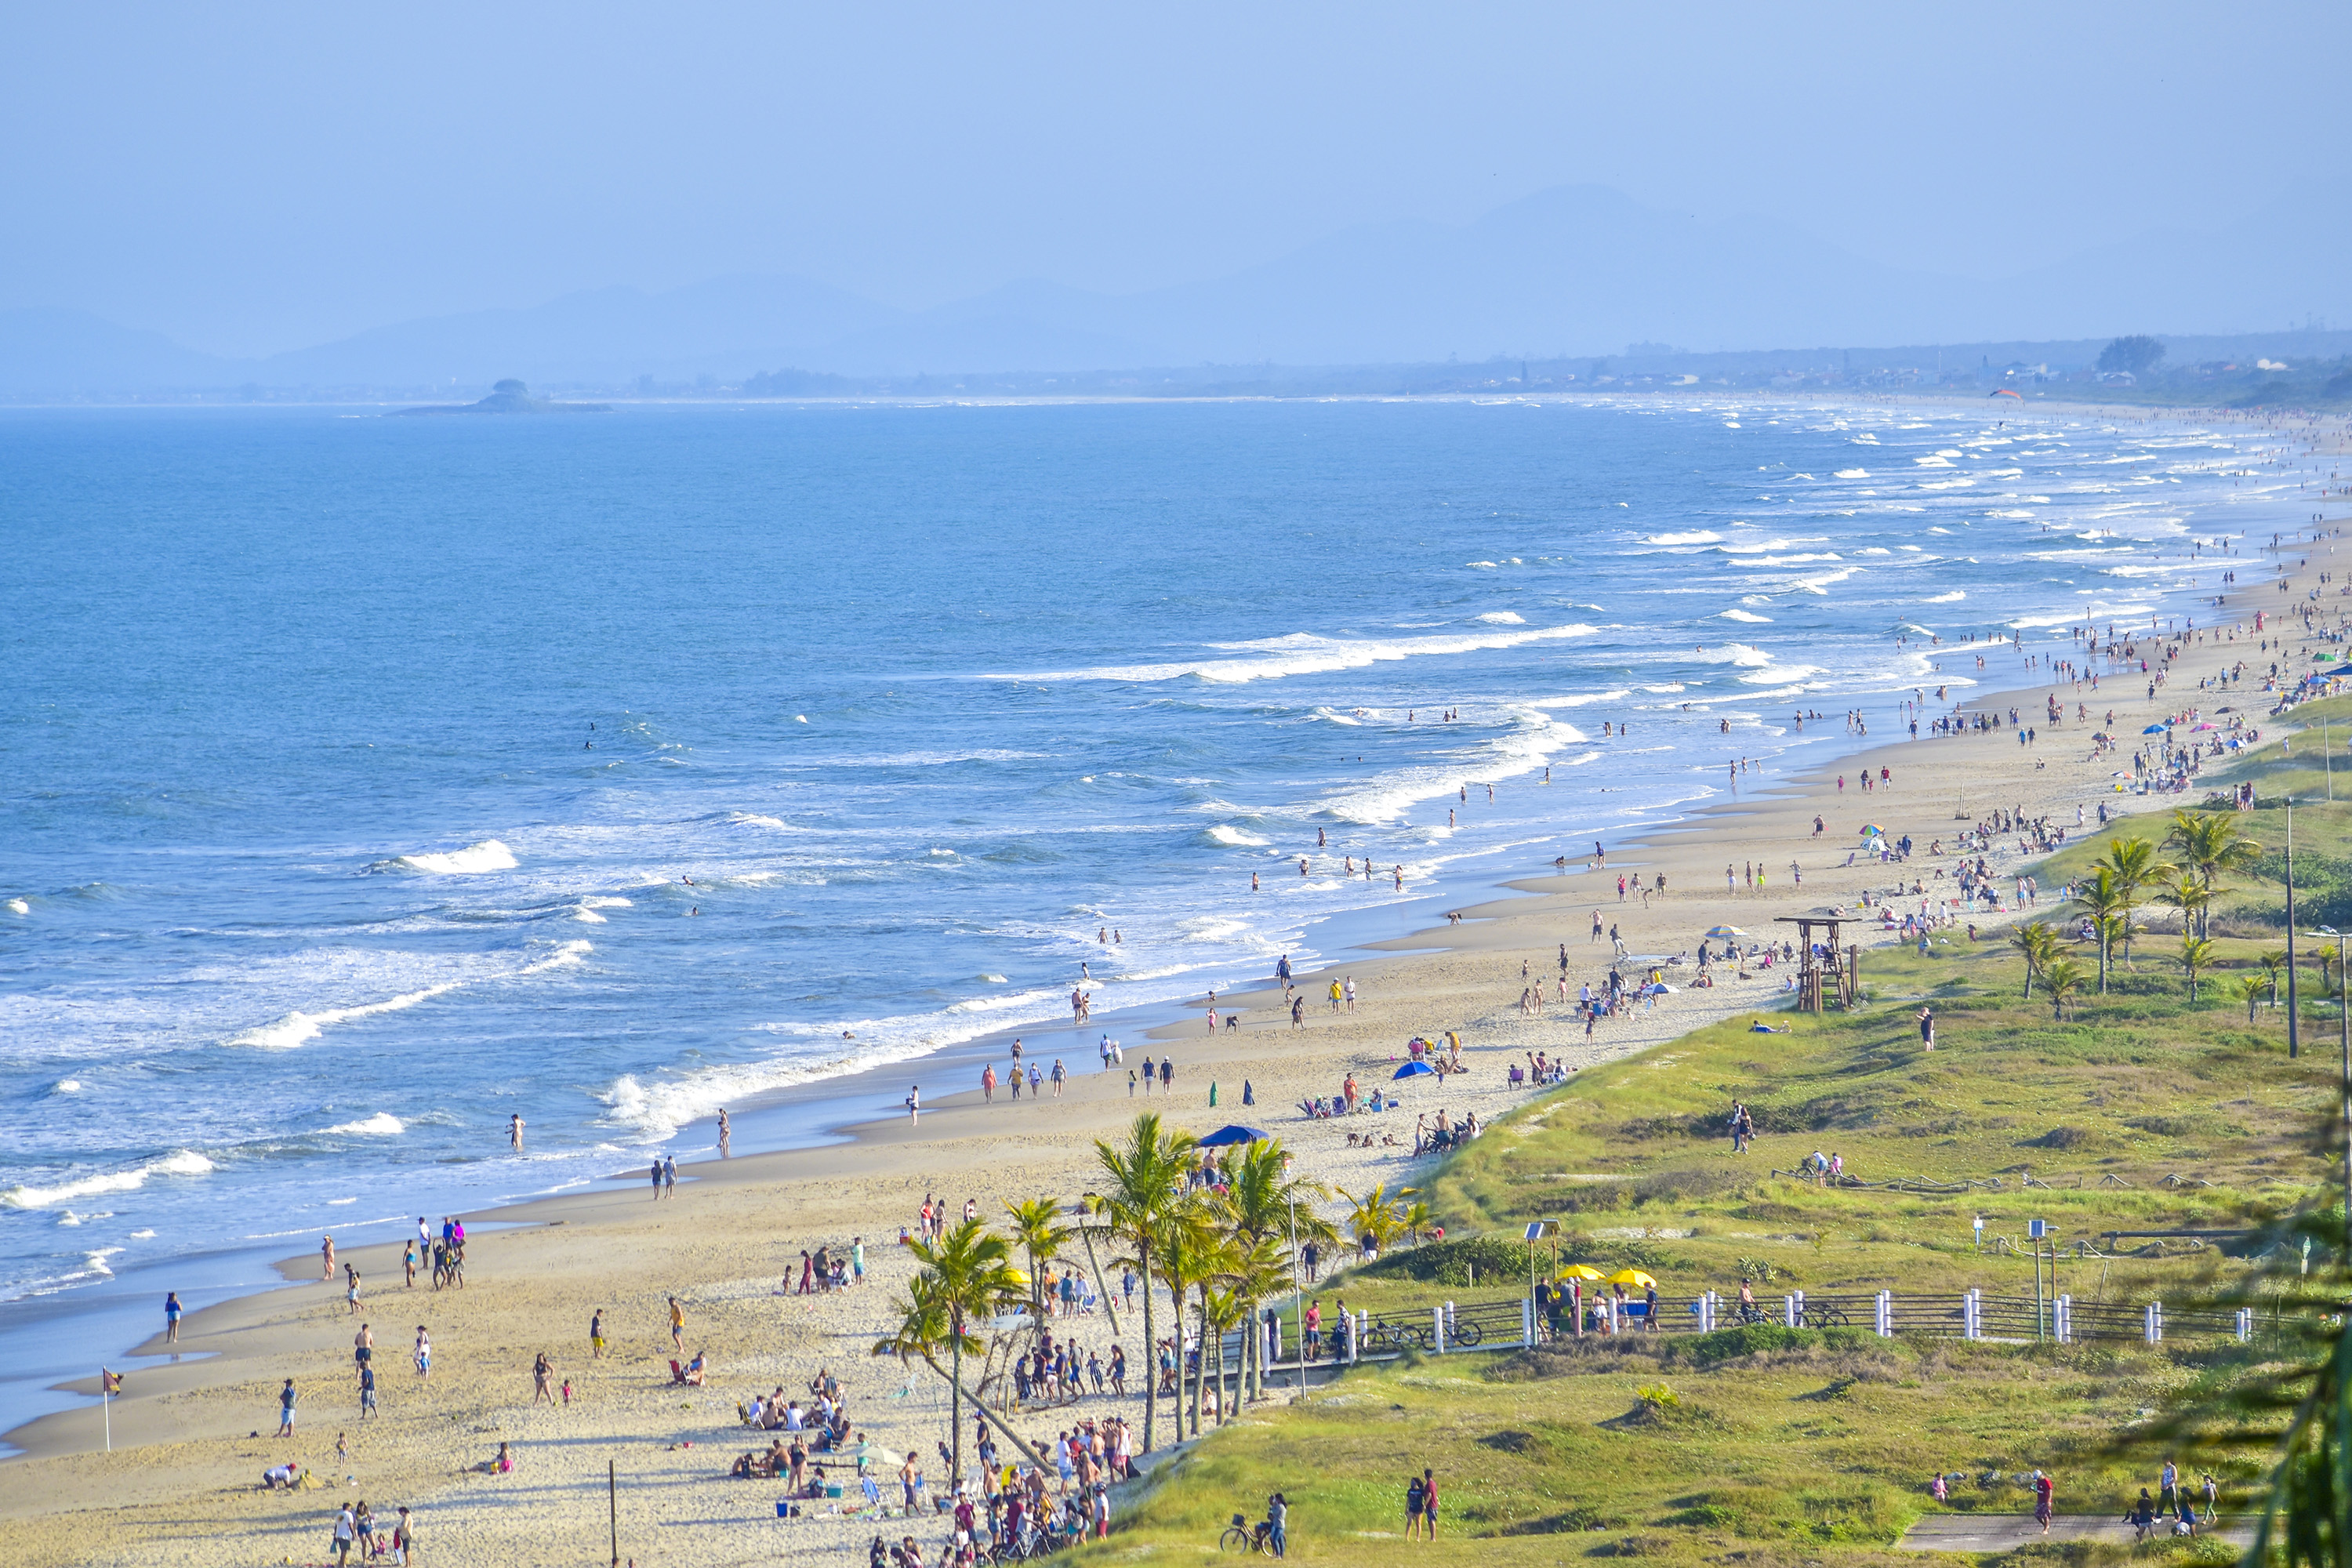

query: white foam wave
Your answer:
[2,1150,215,1210]
[1207,825,1271,847]
[397,839,518,875]
[724,813,789,830]
[230,941,590,1049]
[1719,608,1773,622]
[1643,531,1721,546]
[5,898,26,915]
[1476,612,1526,624]
[322,1112,405,1137]
[1834,469,1870,479]
[1924,590,1966,603]
[997,623,1597,685]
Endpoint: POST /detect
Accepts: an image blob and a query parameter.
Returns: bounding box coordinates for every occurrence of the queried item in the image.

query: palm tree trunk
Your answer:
[925,1355,1054,1472]
[1139,1241,1156,1454]
[1083,1227,1120,1337]
[1190,1286,1207,1437]
[950,1334,964,1488]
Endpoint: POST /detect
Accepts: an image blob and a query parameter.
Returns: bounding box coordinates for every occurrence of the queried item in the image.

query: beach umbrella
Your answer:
[1859,823,1884,837]
[1704,925,1745,938]
[1557,1263,1606,1282]
[2191,723,2217,731]
[2142,724,2168,734]
[1196,1123,1269,1148]
[1606,1269,1657,1287]
[1392,1061,1436,1080]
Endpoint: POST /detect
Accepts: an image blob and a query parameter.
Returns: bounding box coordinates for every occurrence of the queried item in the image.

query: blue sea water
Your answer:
[0,394,2301,1434]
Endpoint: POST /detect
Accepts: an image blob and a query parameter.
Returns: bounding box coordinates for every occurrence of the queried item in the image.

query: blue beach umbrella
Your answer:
[1392,1061,1436,1080]
[2142,724,2168,734]
[1196,1123,1269,1148]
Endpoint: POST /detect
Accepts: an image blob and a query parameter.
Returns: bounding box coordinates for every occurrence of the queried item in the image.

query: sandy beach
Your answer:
[2,401,2346,1567]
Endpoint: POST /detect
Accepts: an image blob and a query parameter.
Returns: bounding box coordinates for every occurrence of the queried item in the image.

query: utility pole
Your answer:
[2287,799,2299,1059]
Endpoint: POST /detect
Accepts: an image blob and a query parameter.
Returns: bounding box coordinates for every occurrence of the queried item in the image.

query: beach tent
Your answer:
[1392,1061,1436,1080]
[1606,1269,1658,1288]
[1704,925,1745,938]
[1196,1123,1269,1148]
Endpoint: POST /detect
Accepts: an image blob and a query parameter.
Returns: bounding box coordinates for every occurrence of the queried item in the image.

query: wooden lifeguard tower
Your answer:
[1776,908,1861,1012]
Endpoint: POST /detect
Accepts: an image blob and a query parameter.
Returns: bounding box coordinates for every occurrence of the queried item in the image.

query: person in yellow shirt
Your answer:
[1328,979,1343,1012]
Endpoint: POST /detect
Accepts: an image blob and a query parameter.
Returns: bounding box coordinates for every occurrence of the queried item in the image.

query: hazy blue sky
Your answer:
[4,2,2341,355]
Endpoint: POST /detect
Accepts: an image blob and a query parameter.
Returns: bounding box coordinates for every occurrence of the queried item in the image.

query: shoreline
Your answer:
[0,417,2342,1563]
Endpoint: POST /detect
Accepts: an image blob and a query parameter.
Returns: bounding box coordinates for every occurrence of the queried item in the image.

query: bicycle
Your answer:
[1446,1316,1484,1348]
[1219,1512,1279,1555]
[1362,1317,1433,1354]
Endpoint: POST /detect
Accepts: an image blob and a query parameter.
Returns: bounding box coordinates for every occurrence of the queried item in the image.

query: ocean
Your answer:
[0,393,2302,1436]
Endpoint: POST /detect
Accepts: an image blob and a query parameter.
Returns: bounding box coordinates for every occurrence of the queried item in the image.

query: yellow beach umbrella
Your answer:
[1556,1263,1606,1282]
[1606,1269,1657,1288]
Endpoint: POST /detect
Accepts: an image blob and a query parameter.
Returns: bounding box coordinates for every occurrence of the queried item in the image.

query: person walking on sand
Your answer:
[532,1352,556,1406]
[662,1153,677,1197]
[669,1297,685,1353]
[346,1264,361,1313]
[165,1290,183,1343]
[277,1377,298,1436]
[983,1063,996,1102]
[650,1159,662,1200]
[906,1084,921,1123]
[322,1235,336,1281]
[413,1325,431,1379]
[590,1308,606,1359]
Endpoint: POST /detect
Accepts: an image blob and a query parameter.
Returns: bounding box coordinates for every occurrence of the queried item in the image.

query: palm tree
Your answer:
[1090,1112,1196,1456]
[2009,920,2060,998]
[2042,956,2085,1022]
[1150,1194,1227,1438]
[2261,948,2289,1008]
[1215,1142,1330,1403]
[1004,1196,1069,1326]
[1197,1285,1249,1426]
[2164,808,2262,937]
[2153,873,2211,940]
[1338,1181,1417,1260]
[2234,972,2266,1024]
[2103,836,2172,968]
[872,1222,1044,1480]
[2075,867,2128,993]
[2180,935,2218,1002]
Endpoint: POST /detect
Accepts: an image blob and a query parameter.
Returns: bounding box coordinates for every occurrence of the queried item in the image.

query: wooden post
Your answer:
[609,1459,619,1567]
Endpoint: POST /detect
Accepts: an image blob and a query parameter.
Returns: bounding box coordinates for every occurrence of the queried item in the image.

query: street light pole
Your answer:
[2287,799,2299,1060]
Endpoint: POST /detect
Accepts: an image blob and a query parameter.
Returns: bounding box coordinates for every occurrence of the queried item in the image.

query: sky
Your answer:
[2,2,2343,358]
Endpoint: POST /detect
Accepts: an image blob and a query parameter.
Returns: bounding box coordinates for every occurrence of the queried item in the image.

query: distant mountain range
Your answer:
[3,183,2345,394]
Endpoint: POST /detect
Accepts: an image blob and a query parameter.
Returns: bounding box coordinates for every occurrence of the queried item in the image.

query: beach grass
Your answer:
[1106,1327,2249,1566]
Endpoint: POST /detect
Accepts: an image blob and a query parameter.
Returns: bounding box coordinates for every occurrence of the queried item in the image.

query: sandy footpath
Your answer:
[2,412,2343,1566]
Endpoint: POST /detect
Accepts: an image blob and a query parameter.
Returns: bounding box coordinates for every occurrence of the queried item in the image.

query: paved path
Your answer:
[1898,1514,2250,1552]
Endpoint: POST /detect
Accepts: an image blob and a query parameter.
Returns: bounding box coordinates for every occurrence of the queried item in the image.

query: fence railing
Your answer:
[1243,1290,2260,1364]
